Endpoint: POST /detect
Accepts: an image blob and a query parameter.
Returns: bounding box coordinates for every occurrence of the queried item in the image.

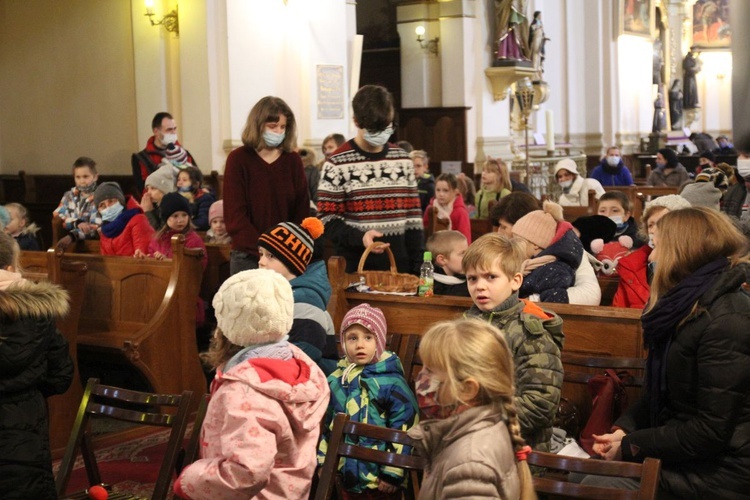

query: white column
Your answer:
[396,2,442,108]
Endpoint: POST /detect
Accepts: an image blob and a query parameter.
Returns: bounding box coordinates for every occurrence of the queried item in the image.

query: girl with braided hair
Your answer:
[408,318,536,500]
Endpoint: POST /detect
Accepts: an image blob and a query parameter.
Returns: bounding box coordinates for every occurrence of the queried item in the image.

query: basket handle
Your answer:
[358,243,398,274]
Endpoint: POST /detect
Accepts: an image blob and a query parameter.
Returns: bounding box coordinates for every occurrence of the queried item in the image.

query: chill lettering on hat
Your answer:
[257,217,324,276]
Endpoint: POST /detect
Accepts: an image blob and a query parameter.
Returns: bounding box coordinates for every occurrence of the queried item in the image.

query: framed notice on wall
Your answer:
[317,65,344,119]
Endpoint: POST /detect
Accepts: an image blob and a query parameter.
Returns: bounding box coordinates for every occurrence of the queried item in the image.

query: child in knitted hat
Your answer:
[174,269,330,499]
[93,181,154,256]
[318,303,418,497]
[206,200,231,245]
[511,200,583,303]
[140,162,176,230]
[257,217,337,374]
[176,166,216,231]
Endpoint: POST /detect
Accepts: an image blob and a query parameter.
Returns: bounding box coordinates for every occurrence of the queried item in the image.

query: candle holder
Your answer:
[515,79,536,184]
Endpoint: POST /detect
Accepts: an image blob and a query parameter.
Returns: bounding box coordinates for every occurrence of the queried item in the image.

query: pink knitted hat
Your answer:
[340,303,387,363]
[512,210,557,249]
[208,200,223,224]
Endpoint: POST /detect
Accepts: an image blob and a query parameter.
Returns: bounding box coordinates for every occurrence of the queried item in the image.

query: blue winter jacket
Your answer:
[590,159,634,186]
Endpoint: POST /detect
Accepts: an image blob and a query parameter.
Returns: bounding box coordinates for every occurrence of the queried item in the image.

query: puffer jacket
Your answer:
[617,263,750,498]
[558,175,605,207]
[99,196,154,256]
[520,229,583,303]
[722,181,747,218]
[612,245,651,309]
[465,295,564,451]
[176,345,330,500]
[147,229,208,269]
[408,403,520,500]
[0,278,73,500]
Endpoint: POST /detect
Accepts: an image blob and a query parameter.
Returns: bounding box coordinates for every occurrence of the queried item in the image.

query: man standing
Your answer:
[131,112,196,194]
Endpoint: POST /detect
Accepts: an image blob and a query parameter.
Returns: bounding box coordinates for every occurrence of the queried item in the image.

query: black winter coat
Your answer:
[617,263,750,498]
[0,280,73,500]
[519,229,583,303]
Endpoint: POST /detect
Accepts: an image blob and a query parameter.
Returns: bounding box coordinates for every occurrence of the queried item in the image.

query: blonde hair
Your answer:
[241,96,297,153]
[420,319,535,500]
[409,150,429,163]
[483,158,512,192]
[0,232,22,272]
[201,328,243,369]
[462,233,525,280]
[648,207,750,309]
[426,230,467,260]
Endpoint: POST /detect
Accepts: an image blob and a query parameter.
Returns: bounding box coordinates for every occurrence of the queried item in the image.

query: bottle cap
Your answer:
[423,251,432,261]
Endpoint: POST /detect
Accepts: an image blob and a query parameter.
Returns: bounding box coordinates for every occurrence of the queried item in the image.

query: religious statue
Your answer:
[528,11,549,80]
[652,91,667,133]
[494,0,530,61]
[683,47,702,109]
[668,79,683,130]
[652,37,663,86]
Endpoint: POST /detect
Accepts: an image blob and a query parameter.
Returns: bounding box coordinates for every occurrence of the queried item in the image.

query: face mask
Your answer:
[656,160,666,169]
[263,130,285,148]
[162,133,177,148]
[737,158,750,180]
[100,202,124,222]
[560,179,573,189]
[178,186,192,193]
[415,368,468,420]
[606,156,620,167]
[648,234,655,249]
[363,125,394,147]
[77,182,97,194]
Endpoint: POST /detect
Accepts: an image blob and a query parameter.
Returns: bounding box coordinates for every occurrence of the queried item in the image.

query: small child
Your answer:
[94,182,154,256]
[456,173,477,218]
[176,166,216,231]
[0,232,73,498]
[54,156,101,250]
[410,150,435,213]
[206,200,231,245]
[463,233,564,451]
[4,203,41,250]
[257,217,338,374]
[511,201,583,303]
[173,269,330,499]
[408,318,535,500]
[597,191,644,247]
[426,230,470,297]
[422,173,472,243]
[140,162,176,230]
[318,304,419,498]
[474,157,512,219]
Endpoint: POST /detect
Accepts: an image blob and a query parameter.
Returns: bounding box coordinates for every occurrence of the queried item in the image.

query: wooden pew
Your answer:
[470,218,493,242]
[202,243,231,303]
[69,235,206,404]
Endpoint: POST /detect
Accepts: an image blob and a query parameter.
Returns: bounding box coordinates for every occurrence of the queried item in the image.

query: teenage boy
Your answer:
[317,85,424,274]
[54,157,102,250]
[463,233,564,452]
[426,230,470,297]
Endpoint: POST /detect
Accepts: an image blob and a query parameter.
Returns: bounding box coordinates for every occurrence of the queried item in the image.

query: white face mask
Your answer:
[610,216,625,227]
[737,158,750,180]
[162,133,178,147]
[363,124,394,147]
[606,156,620,167]
[560,179,573,189]
[100,202,124,222]
[263,130,285,148]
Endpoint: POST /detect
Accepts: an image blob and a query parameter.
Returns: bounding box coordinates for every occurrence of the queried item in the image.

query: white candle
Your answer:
[546,110,555,152]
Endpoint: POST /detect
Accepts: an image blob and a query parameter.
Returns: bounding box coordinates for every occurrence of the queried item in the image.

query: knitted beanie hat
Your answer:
[553,158,579,177]
[212,269,294,347]
[657,148,678,168]
[699,150,716,163]
[512,209,558,249]
[145,164,176,194]
[93,182,126,208]
[340,303,387,363]
[257,217,324,276]
[208,200,224,223]
[695,167,728,190]
[680,182,722,210]
[0,206,9,229]
[159,192,191,220]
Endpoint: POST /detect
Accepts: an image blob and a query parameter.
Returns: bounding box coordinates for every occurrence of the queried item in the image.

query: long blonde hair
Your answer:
[483,158,512,192]
[647,207,750,309]
[201,328,243,370]
[420,319,535,500]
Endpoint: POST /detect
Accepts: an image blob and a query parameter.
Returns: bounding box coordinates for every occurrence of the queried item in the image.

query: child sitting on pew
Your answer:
[176,166,216,231]
[3,203,40,250]
[94,182,153,256]
[318,304,419,498]
[257,217,338,374]
[140,163,176,231]
[463,233,564,452]
[474,157,512,219]
[54,156,101,251]
[596,191,645,247]
[426,230,470,297]
[422,173,472,243]
[205,200,231,245]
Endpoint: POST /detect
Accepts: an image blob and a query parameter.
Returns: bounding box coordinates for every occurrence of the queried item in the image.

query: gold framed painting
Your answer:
[692,0,731,50]
[619,0,654,38]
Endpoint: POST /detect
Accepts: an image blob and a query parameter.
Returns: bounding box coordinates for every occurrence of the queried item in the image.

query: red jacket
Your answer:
[99,197,154,256]
[422,194,472,243]
[612,245,652,309]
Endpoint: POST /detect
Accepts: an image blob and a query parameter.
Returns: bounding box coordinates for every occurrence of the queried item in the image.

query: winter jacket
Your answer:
[422,195,472,243]
[417,173,435,213]
[613,217,645,248]
[612,245,652,309]
[465,296,564,451]
[99,196,154,256]
[590,160,634,186]
[54,184,101,241]
[520,229,583,303]
[131,136,196,194]
[0,278,73,500]
[186,189,216,231]
[318,352,419,493]
[646,164,689,187]
[616,263,750,498]
[558,175,605,207]
[176,345,330,500]
[147,229,208,269]
[408,403,520,500]
[474,188,511,219]
[722,181,747,218]
[13,223,41,251]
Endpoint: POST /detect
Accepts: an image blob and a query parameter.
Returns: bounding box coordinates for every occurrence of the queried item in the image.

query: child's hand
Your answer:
[77,222,93,234]
[377,479,398,493]
[140,193,153,212]
[134,249,146,259]
[153,251,166,260]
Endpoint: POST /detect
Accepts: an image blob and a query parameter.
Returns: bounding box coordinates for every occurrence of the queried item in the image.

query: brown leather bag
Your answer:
[579,369,630,455]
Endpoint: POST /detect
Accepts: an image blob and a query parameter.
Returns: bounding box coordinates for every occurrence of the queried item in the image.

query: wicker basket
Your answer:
[356,243,419,294]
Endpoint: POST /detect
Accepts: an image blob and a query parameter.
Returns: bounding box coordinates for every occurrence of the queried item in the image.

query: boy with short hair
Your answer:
[463,233,564,452]
[140,163,176,230]
[54,156,102,250]
[597,191,644,247]
[4,203,41,250]
[426,230,470,297]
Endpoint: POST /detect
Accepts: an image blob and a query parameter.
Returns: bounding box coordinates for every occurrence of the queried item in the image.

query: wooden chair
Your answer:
[56,378,193,500]
[172,393,211,500]
[424,206,450,239]
[315,413,427,500]
[528,451,661,499]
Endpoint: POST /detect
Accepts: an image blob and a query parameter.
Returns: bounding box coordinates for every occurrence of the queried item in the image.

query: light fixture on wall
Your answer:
[145,0,179,36]
[415,26,439,56]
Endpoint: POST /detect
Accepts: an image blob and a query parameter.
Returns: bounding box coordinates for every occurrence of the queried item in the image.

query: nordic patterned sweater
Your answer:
[317,140,424,275]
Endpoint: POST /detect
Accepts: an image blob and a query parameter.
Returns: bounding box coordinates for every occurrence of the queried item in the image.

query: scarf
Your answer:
[433,197,455,230]
[520,254,557,276]
[101,208,141,239]
[223,338,292,373]
[640,257,728,426]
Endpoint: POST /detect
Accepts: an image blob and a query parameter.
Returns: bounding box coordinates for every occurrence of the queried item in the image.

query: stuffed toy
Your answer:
[591,235,634,276]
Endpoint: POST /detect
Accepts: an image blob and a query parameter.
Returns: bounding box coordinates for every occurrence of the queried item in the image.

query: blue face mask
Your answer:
[263,130,285,148]
[178,186,192,193]
[363,124,395,147]
[610,216,627,231]
[656,160,666,169]
[100,202,124,222]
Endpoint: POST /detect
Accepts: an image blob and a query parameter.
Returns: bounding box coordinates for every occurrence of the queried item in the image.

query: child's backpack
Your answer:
[579,369,629,455]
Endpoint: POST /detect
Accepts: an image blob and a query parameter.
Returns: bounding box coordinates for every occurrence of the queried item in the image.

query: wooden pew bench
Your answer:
[66,235,206,404]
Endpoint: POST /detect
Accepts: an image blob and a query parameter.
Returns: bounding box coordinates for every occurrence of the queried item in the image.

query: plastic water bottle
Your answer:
[418,251,434,297]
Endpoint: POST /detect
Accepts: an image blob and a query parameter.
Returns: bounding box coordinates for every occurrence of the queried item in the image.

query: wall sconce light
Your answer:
[145,0,179,36]
[415,25,439,56]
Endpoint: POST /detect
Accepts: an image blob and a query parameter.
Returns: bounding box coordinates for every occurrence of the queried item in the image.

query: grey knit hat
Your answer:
[93,182,126,208]
[680,182,722,210]
[145,163,176,194]
[641,194,691,223]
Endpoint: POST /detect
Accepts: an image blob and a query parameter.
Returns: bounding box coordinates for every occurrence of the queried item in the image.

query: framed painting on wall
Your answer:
[692,0,731,49]
[619,0,654,38]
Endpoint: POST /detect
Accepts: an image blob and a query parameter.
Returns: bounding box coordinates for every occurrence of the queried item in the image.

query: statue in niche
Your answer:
[682,47,702,109]
[528,11,549,80]
[652,38,663,86]
[494,0,530,61]
[652,90,667,133]
[668,79,683,130]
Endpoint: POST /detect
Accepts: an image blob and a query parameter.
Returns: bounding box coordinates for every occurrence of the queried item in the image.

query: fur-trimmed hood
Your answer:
[0,280,69,321]
[16,222,41,237]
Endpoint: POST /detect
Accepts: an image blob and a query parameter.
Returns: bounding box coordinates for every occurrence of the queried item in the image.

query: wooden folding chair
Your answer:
[528,451,661,499]
[172,393,210,500]
[56,378,193,500]
[315,413,427,500]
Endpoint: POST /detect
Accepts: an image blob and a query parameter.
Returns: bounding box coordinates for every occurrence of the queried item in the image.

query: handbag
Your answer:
[579,369,629,456]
